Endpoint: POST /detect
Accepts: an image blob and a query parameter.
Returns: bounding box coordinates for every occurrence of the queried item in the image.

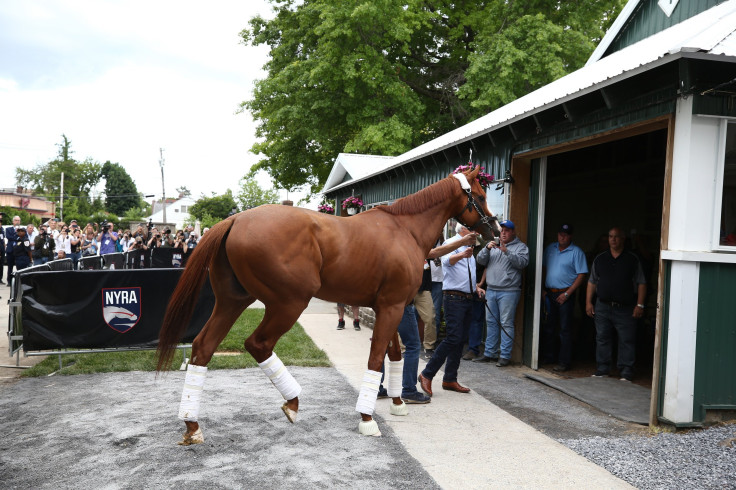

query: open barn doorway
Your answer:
[538,128,667,389]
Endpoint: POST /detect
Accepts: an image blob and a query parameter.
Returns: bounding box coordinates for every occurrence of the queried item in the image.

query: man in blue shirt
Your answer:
[541,224,588,372]
[97,222,118,256]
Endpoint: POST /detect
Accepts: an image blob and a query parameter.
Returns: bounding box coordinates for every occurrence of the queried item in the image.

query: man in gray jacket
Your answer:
[474,220,529,366]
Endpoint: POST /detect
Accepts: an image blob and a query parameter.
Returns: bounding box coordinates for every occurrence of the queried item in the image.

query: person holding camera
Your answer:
[147,229,163,249]
[119,230,134,252]
[186,232,198,253]
[81,231,98,257]
[160,228,174,248]
[33,224,56,264]
[55,224,72,260]
[172,230,187,252]
[97,221,118,255]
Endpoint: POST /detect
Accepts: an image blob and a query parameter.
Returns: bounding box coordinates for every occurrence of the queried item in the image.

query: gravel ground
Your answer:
[0,368,439,489]
[561,425,736,490]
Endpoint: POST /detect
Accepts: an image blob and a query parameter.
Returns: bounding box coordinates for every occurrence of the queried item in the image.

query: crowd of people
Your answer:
[0,212,206,285]
[337,219,650,407]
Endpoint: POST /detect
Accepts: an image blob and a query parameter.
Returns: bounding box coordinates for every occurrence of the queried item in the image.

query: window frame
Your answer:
[712,118,736,252]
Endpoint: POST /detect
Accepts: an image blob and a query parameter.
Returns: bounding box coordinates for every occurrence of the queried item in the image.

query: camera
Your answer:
[163,228,171,235]
[147,218,153,231]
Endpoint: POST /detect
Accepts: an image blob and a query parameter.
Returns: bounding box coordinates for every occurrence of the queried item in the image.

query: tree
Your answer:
[242,0,624,194]
[237,178,279,210]
[101,161,141,216]
[15,134,102,217]
[176,186,192,198]
[188,190,238,223]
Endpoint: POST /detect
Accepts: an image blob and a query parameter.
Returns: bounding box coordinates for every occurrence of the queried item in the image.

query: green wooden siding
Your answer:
[606,0,727,56]
[693,262,736,421]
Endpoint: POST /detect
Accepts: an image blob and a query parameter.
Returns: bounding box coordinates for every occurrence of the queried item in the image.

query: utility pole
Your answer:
[60,171,64,221]
[159,148,166,225]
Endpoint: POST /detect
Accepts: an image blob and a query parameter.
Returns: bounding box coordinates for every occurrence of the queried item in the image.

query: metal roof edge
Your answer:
[586,0,642,66]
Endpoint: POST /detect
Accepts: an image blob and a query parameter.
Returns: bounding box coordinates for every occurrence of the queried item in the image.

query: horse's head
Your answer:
[451,166,499,240]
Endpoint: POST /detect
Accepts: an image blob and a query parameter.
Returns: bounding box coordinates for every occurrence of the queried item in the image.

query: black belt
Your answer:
[444,290,474,300]
[598,299,633,308]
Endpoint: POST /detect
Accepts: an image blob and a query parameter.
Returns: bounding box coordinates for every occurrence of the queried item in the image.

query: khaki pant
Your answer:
[415,290,436,350]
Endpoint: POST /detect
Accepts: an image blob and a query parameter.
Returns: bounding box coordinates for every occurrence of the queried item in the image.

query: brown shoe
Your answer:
[418,373,433,397]
[462,351,476,361]
[441,381,470,393]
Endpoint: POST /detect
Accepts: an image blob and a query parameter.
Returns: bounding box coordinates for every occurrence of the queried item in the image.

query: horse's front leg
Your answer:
[386,331,408,416]
[357,305,403,436]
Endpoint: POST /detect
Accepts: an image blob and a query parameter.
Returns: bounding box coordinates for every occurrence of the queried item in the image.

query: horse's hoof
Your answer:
[358,420,381,437]
[178,427,204,446]
[390,401,408,416]
[281,402,298,423]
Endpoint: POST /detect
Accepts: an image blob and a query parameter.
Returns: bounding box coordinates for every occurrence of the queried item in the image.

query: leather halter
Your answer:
[452,174,497,233]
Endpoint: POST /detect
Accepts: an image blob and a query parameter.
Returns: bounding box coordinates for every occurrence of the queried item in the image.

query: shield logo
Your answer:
[102,287,142,333]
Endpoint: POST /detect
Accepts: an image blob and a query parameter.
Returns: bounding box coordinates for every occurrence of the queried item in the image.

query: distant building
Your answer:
[145,196,196,231]
[0,187,56,220]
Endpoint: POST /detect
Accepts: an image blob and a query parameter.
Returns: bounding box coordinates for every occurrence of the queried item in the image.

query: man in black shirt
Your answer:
[585,227,646,382]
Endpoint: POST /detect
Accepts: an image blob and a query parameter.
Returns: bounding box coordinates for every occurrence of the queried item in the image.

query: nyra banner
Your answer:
[19,269,214,351]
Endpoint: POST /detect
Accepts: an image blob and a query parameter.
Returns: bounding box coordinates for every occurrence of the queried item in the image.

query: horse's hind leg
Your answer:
[244,302,308,423]
[179,298,252,445]
[178,249,253,445]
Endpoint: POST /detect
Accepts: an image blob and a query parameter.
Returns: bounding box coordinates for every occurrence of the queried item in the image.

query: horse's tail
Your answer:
[156,217,236,372]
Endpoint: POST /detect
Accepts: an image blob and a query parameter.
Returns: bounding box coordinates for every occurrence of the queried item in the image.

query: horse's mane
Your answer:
[377,176,457,216]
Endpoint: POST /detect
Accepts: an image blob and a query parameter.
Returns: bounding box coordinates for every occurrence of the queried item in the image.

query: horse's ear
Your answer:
[468,165,480,181]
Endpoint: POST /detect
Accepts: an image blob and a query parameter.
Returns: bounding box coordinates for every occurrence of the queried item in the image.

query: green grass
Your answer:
[21,309,330,377]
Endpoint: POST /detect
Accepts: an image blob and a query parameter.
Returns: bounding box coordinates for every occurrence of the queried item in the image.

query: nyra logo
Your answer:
[101,287,142,333]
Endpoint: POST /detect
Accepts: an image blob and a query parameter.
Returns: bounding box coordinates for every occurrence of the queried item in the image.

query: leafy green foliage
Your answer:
[15,135,102,217]
[242,0,624,194]
[236,178,280,210]
[0,206,41,227]
[101,161,141,216]
[188,190,238,223]
[22,309,329,376]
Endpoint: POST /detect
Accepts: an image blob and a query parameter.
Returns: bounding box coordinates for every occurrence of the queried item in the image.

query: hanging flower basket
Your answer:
[317,203,335,214]
[341,196,363,215]
[453,164,494,188]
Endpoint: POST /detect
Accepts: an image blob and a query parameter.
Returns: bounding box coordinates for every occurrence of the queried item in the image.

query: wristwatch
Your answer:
[563,292,568,298]
[636,304,645,309]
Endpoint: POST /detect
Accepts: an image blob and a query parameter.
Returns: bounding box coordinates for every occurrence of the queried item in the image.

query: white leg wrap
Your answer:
[355,369,382,415]
[258,353,302,400]
[387,359,403,398]
[178,364,207,421]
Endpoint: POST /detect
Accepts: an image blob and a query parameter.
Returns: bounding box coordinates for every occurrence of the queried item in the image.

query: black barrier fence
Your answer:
[11,269,214,352]
[79,255,103,270]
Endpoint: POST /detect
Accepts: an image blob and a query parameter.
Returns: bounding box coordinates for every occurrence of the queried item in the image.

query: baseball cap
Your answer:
[499,219,515,230]
[559,223,574,234]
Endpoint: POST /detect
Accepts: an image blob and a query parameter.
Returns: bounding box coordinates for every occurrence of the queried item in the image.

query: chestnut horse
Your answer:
[156,166,497,444]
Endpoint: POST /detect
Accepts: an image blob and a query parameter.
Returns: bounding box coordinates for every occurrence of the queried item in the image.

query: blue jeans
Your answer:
[431,281,443,335]
[422,294,473,383]
[484,289,521,360]
[542,291,575,366]
[594,300,636,377]
[396,305,421,397]
[467,300,485,354]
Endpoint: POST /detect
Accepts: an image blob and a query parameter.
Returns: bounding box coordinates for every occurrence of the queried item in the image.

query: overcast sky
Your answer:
[0,1,314,207]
